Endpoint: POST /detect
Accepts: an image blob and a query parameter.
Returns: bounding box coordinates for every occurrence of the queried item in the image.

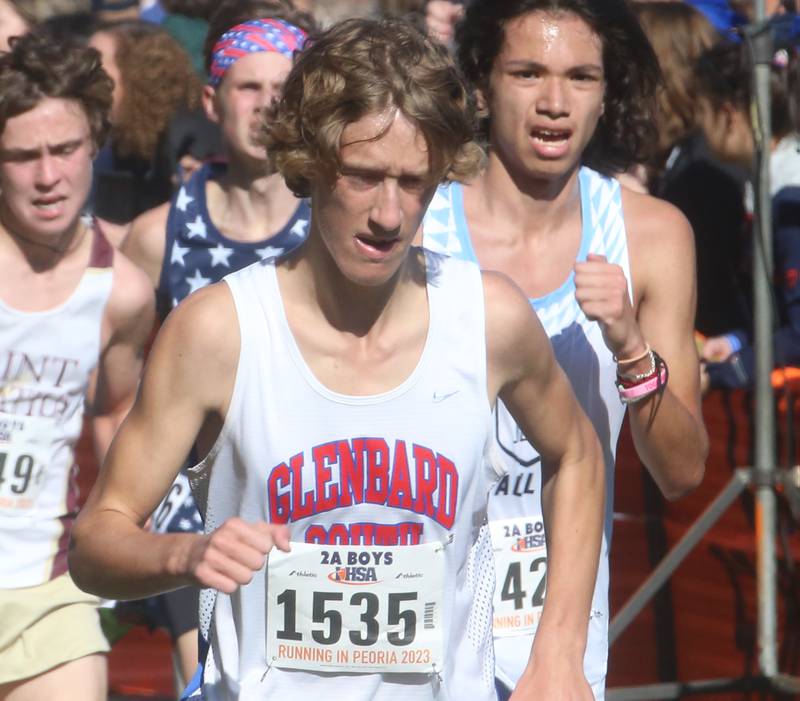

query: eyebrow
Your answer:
[504,60,603,74]
[341,163,431,180]
[0,138,86,161]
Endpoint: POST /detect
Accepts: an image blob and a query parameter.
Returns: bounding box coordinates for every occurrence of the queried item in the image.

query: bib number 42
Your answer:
[490,517,548,638]
[499,557,547,610]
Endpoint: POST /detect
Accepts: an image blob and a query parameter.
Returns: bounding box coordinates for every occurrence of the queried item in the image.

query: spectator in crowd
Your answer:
[294,0,423,26]
[89,20,202,231]
[635,1,752,338]
[686,0,746,38]
[69,16,605,701]
[295,0,379,25]
[635,2,721,182]
[140,0,166,24]
[380,0,424,15]
[92,0,139,22]
[157,104,223,188]
[0,30,153,701]
[120,0,314,685]
[160,0,217,76]
[40,10,97,42]
[696,41,800,389]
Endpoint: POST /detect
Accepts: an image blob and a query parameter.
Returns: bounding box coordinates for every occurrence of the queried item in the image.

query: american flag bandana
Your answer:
[208,18,307,88]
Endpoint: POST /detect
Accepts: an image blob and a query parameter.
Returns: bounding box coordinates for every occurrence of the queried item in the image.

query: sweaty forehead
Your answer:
[499,10,603,64]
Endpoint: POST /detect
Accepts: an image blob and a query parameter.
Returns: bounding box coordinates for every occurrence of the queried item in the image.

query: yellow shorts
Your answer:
[0,573,109,684]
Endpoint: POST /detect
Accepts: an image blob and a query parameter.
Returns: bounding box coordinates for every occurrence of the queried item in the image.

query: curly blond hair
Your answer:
[96,21,202,161]
[262,17,484,197]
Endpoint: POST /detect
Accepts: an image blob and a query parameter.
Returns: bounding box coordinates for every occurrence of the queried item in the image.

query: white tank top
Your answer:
[423,167,631,698]
[186,251,502,701]
[0,226,114,588]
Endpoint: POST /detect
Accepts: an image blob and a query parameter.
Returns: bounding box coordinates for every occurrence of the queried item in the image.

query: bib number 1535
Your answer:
[266,542,444,674]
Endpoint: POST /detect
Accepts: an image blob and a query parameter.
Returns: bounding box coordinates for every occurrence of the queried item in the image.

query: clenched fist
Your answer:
[574,253,646,360]
[186,518,290,594]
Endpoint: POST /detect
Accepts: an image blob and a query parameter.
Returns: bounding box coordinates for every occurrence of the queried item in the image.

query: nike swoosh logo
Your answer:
[433,390,460,403]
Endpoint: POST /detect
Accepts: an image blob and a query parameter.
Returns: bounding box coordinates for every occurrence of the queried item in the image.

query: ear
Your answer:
[202,84,220,124]
[721,102,736,129]
[474,85,489,119]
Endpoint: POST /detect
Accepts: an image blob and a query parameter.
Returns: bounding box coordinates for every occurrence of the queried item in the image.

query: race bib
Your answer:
[0,415,53,512]
[266,541,445,674]
[490,517,548,638]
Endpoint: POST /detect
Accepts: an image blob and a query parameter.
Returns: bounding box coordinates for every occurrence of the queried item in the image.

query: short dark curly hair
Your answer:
[262,17,484,198]
[0,30,113,149]
[456,0,661,175]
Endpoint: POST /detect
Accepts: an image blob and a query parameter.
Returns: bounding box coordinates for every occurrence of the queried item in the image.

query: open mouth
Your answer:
[355,234,399,256]
[32,197,65,217]
[530,127,572,146]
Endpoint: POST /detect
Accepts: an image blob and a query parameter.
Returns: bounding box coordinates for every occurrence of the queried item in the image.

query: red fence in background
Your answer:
[608,389,799,699]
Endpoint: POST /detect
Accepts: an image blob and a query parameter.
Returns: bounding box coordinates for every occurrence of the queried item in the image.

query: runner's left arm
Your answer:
[485,271,603,701]
[88,254,155,463]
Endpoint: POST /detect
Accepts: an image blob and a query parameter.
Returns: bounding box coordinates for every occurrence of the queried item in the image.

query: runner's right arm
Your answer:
[69,282,289,600]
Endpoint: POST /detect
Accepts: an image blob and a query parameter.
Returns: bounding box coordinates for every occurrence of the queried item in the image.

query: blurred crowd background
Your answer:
[1,0,798,391]
[2,0,798,696]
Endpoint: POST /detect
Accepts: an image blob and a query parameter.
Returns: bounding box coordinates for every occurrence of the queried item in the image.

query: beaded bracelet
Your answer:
[617,349,656,383]
[616,350,669,404]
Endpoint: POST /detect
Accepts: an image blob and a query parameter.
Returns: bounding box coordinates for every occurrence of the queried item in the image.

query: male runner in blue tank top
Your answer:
[422,1,708,699]
[120,0,314,684]
[71,17,606,701]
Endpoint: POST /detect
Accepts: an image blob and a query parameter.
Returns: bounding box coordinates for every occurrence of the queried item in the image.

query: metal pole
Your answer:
[606,676,768,701]
[750,0,778,678]
[609,471,751,644]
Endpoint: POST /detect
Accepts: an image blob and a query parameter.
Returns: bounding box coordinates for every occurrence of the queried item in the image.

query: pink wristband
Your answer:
[617,367,668,404]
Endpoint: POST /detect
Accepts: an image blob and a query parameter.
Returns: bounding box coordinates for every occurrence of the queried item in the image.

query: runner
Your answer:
[422,1,708,698]
[123,0,313,318]
[120,1,314,684]
[0,31,153,701]
[70,17,604,701]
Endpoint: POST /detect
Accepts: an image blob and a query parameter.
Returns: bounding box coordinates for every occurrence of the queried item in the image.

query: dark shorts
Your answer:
[117,586,198,641]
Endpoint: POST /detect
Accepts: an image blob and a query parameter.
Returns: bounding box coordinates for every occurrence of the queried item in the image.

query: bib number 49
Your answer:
[0,452,39,495]
[0,450,46,510]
